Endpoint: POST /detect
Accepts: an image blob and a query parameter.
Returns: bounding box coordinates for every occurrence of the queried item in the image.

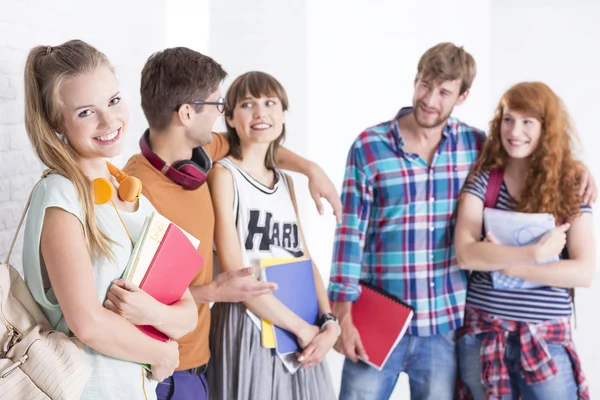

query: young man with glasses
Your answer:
[117,47,342,400]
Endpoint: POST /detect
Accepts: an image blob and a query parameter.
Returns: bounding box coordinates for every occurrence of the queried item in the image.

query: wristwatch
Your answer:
[319,313,341,337]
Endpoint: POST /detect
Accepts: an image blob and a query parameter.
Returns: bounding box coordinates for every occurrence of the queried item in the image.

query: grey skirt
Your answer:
[207,302,336,400]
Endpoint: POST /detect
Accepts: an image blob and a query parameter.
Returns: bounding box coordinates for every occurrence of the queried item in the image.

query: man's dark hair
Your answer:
[140,47,227,130]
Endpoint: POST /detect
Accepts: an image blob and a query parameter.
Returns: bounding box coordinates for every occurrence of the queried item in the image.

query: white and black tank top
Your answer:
[216,157,305,274]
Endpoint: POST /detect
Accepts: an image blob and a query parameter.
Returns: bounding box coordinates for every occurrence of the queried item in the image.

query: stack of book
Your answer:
[259,258,319,353]
[245,258,319,374]
[123,212,204,341]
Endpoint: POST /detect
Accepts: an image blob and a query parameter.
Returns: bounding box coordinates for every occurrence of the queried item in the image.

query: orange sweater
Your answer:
[123,132,229,370]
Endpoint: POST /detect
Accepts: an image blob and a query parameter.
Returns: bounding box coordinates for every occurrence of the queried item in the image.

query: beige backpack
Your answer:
[0,179,91,399]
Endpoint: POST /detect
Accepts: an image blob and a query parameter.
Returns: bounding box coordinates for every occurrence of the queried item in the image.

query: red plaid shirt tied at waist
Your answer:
[457,305,589,400]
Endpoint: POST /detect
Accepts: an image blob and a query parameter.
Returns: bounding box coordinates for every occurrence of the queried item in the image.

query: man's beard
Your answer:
[413,102,452,129]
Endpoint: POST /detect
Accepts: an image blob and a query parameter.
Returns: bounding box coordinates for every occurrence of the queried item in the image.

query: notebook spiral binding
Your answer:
[359,280,415,311]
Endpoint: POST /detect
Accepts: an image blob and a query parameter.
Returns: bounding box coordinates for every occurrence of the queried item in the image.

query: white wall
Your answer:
[208,0,309,153]
[166,0,210,53]
[492,1,600,396]
[0,0,167,270]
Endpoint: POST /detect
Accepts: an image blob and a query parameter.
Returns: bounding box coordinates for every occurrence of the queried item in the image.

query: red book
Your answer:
[136,223,204,341]
[352,280,414,370]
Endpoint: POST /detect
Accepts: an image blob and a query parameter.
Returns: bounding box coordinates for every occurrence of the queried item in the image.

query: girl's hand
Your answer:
[296,323,319,349]
[534,223,570,261]
[297,323,338,368]
[149,340,179,382]
[104,279,163,326]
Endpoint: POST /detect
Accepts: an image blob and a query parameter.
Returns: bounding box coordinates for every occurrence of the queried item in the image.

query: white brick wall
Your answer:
[0,0,167,272]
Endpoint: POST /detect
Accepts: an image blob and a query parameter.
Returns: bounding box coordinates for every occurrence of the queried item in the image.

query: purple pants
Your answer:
[156,367,208,400]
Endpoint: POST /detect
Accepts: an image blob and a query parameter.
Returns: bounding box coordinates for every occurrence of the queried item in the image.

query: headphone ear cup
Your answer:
[118,176,143,202]
[173,160,208,188]
[92,178,114,205]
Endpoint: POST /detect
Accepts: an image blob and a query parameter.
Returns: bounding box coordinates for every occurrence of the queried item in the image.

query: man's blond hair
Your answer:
[417,43,476,95]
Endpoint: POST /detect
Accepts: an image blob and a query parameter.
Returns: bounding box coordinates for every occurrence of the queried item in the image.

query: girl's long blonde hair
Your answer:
[24,39,114,260]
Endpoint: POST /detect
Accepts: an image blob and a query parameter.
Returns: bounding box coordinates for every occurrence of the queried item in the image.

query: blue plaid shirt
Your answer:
[328,107,486,335]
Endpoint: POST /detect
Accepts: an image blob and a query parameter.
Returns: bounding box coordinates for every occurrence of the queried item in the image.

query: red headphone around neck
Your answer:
[139,129,213,190]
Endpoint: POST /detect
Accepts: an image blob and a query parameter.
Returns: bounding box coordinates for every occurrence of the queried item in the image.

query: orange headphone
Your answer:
[92,162,142,205]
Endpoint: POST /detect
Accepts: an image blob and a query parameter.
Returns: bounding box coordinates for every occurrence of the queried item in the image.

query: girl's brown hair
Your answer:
[224,71,289,169]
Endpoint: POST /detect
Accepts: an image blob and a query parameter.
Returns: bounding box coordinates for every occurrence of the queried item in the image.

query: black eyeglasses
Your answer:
[176,97,226,114]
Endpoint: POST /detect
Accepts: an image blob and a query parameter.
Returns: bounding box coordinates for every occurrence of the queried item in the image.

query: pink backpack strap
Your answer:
[484,169,504,208]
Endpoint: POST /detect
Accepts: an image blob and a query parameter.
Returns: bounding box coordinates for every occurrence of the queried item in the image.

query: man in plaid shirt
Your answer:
[329,42,483,400]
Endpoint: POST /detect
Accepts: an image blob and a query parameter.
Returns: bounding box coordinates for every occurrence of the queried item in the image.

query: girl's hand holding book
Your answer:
[104,278,162,326]
[149,340,179,382]
[295,323,319,349]
[297,323,338,369]
[534,223,570,262]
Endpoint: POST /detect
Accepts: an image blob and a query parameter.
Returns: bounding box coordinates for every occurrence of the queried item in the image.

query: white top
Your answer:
[22,174,158,400]
[217,157,305,273]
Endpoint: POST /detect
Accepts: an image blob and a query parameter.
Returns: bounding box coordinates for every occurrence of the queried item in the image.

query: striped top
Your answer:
[328,107,486,336]
[464,171,591,322]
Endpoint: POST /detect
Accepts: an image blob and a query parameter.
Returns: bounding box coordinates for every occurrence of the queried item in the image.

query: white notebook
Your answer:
[483,208,557,290]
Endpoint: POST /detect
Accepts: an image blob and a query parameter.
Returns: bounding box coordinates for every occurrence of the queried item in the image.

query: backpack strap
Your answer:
[5,187,35,265]
[570,288,576,328]
[555,218,576,326]
[484,169,504,209]
[469,169,505,287]
[4,170,53,265]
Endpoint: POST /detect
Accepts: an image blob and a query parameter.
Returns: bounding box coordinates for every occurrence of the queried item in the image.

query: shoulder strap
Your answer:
[4,190,35,265]
[571,289,577,329]
[470,169,504,286]
[484,169,504,208]
[4,170,53,265]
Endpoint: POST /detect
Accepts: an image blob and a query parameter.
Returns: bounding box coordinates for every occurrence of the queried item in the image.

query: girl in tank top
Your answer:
[208,71,337,400]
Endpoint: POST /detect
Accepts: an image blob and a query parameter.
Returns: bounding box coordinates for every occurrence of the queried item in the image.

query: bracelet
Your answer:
[320,319,341,337]
[319,312,337,326]
[319,313,341,337]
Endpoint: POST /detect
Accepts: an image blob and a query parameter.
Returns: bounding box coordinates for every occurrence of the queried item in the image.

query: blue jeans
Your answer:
[458,332,578,400]
[338,331,457,400]
[156,367,208,400]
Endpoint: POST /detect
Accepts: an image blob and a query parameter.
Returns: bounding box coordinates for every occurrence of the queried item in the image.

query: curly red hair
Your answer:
[468,82,582,222]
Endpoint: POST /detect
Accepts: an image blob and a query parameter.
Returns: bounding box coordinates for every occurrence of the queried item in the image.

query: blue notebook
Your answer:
[262,259,319,355]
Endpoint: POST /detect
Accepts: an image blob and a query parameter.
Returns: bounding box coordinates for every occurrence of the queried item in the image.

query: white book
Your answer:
[483,208,557,290]
[124,212,200,286]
